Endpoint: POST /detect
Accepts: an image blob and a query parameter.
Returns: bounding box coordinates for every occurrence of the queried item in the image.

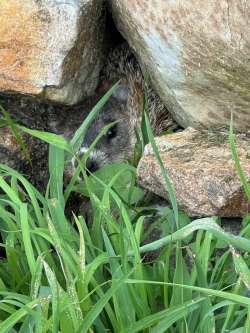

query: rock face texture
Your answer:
[137,128,250,217]
[0,0,105,104]
[110,1,250,130]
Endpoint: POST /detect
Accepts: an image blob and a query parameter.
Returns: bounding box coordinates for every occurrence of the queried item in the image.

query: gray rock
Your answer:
[0,0,105,104]
[110,0,250,130]
[137,127,250,217]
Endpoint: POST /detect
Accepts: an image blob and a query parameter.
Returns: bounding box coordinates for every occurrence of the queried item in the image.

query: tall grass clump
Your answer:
[0,86,249,332]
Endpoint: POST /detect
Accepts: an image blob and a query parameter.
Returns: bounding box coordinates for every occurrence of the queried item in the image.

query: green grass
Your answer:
[0,89,249,332]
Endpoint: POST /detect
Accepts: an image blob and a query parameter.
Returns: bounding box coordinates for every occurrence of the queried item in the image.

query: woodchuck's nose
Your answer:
[86,158,99,174]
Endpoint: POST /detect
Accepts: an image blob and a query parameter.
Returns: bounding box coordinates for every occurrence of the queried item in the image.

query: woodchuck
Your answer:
[66,43,178,174]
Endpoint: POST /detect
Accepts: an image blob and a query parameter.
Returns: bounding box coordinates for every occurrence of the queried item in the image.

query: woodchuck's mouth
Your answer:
[71,147,106,178]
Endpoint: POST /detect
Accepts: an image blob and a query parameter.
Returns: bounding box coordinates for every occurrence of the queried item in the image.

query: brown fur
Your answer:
[100,43,178,135]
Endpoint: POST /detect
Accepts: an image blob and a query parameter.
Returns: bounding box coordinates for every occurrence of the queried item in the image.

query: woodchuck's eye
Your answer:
[106,125,117,141]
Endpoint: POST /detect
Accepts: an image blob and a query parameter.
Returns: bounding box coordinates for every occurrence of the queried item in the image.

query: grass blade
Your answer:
[0,300,37,332]
[20,203,36,276]
[18,125,73,154]
[49,144,65,208]
[70,82,119,151]
[76,273,130,333]
[229,113,250,201]
[144,111,179,228]
[128,217,250,255]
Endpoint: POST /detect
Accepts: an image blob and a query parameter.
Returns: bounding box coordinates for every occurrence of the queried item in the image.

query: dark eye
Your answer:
[106,125,117,141]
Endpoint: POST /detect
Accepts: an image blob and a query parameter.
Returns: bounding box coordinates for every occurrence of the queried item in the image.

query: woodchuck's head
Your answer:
[54,84,139,177]
[75,93,136,174]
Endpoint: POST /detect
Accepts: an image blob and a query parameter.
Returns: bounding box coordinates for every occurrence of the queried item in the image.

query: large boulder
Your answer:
[0,0,105,104]
[137,128,250,217]
[110,0,250,130]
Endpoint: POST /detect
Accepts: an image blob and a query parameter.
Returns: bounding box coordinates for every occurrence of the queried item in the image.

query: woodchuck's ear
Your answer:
[112,83,129,102]
[97,81,129,102]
